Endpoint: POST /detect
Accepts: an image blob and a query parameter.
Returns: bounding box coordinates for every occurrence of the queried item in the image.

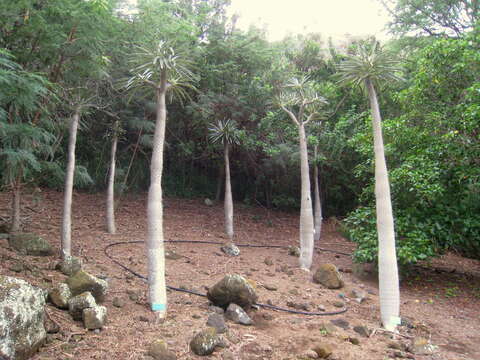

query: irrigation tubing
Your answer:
[104,239,349,316]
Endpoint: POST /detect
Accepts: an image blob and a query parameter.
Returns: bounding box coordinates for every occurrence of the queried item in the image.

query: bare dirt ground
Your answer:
[1,189,479,360]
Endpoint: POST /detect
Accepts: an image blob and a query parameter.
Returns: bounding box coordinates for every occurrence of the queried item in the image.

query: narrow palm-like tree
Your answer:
[313,144,322,243]
[106,119,120,234]
[209,119,240,241]
[338,40,403,331]
[125,41,195,320]
[278,76,327,270]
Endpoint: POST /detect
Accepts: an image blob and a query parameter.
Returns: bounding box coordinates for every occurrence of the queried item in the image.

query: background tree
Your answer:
[278,76,327,270]
[209,119,241,241]
[338,40,403,331]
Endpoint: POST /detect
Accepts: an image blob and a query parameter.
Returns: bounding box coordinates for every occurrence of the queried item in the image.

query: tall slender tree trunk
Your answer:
[106,127,118,234]
[298,124,314,270]
[366,78,400,331]
[11,180,21,233]
[61,107,80,259]
[224,143,234,240]
[313,145,322,243]
[147,70,168,320]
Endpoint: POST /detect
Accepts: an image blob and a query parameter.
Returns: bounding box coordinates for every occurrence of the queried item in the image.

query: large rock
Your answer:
[49,283,72,309]
[57,256,82,276]
[68,292,96,321]
[0,276,47,360]
[190,327,220,356]
[66,270,108,303]
[207,274,258,309]
[83,305,107,330]
[8,233,53,256]
[313,264,344,289]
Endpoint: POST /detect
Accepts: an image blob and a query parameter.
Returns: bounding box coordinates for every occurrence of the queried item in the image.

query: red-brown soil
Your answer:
[0,189,479,360]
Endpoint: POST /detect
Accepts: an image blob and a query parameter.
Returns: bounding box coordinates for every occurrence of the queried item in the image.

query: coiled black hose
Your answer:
[104,239,349,316]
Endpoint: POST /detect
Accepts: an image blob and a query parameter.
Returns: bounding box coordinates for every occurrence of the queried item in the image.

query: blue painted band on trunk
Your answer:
[152,303,166,311]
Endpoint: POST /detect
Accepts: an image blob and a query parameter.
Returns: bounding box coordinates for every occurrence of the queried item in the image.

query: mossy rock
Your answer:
[147,339,177,360]
[66,270,108,303]
[8,233,53,256]
[207,274,258,309]
[190,327,220,356]
[313,264,344,289]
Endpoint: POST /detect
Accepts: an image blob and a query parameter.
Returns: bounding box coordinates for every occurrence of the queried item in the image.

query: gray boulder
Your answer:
[49,283,72,309]
[83,305,107,330]
[313,264,344,289]
[66,270,108,303]
[220,243,240,257]
[225,303,253,325]
[68,292,96,321]
[207,274,258,309]
[8,233,53,256]
[0,275,47,360]
[57,256,82,276]
[190,327,220,356]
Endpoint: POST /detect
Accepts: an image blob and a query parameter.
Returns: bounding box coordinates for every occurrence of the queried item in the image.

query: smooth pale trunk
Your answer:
[61,108,80,259]
[366,78,400,331]
[147,73,167,320]
[224,143,234,240]
[313,145,322,243]
[298,124,314,270]
[11,183,21,232]
[106,130,118,234]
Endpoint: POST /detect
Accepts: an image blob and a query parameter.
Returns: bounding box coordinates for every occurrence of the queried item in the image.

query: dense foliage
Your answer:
[0,0,478,263]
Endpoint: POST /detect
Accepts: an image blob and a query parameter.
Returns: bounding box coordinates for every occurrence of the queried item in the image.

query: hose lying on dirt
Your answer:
[104,239,349,316]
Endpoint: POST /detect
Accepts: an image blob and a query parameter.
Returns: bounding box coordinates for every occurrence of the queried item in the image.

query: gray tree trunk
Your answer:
[106,129,118,234]
[298,124,314,270]
[366,78,400,331]
[313,145,322,243]
[61,108,80,259]
[147,70,168,321]
[224,143,234,240]
[11,182,21,233]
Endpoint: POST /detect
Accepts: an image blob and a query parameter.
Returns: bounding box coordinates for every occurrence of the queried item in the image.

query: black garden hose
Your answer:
[104,239,348,316]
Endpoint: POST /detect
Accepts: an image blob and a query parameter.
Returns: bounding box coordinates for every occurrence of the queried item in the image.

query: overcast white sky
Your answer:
[228,0,391,41]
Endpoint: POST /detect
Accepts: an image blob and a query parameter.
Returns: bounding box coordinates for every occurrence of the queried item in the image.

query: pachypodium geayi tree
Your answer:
[209,119,240,241]
[338,40,403,331]
[278,76,327,270]
[125,40,195,320]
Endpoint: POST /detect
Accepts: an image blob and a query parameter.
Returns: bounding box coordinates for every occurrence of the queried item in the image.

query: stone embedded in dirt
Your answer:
[264,257,274,266]
[68,292,97,320]
[225,303,253,325]
[127,289,140,302]
[388,340,407,351]
[351,288,368,303]
[207,274,258,309]
[204,198,214,206]
[263,283,278,291]
[286,301,311,311]
[49,282,72,309]
[83,305,107,330]
[165,250,182,260]
[330,318,350,330]
[240,341,273,357]
[409,337,436,355]
[353,325,371,338]
[319,322,337,334]
[0,275,47,360]
[189,327,221,356]
[57,256,82,276]
[348,337,360,345]
[312,343,333,358]
[313,264,344,289]
[332,300,345,308]
[67,270,108,303]
[147,339,177,360]
[220,243,240,257]
[303,349,320,359]
[8,260,24,273]
[112,296,125,308]
[206,313,228,334]
[288,246,300,257]
[8,232,53,256]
